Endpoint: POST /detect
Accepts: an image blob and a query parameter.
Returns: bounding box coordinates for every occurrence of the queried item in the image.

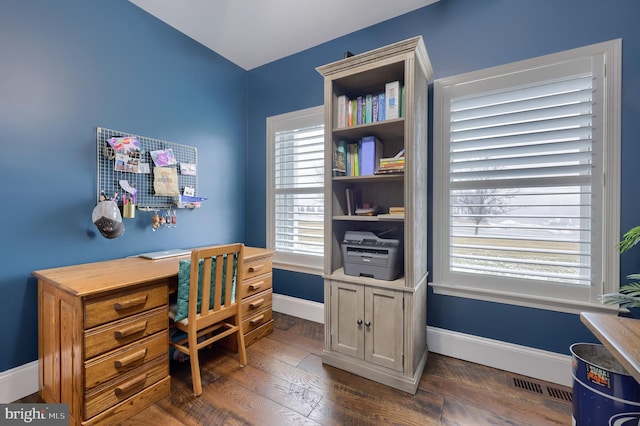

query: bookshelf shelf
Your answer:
[333,118,404,140]
[332,174,403,182]
[326,268,406,289]
[317,36,433,394]
[332,215,404,222]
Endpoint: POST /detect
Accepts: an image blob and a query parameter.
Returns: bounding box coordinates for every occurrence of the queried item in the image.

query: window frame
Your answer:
[431,39,622,314]
[266,105,324,275]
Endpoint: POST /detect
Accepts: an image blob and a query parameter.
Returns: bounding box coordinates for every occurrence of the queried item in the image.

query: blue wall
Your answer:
[0,0,247,371]
[3,0,640,375]
[246,0,640,355]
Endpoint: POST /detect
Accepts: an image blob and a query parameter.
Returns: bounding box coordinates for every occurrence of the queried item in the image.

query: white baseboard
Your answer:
[0,360,38,403]
[272,293,324,323]
[3,295,571,403]
[427,326,573,387]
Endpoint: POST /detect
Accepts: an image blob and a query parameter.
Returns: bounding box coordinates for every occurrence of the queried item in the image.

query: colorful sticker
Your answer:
[587,363,611,388]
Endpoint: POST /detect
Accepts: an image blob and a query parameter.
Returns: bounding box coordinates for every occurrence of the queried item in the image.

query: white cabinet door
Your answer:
[330,281,364,359]
[365,286,404,371]
[330,281,404,372]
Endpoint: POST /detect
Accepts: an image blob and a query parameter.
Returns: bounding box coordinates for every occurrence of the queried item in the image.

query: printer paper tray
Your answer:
[326,268,405,288]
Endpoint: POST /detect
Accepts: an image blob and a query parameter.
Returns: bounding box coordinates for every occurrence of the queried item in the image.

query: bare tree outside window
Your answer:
[454,188,514,235]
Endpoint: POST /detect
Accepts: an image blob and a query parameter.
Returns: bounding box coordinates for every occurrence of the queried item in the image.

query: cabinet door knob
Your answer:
[364,321,371,328]
[357,319,363,325]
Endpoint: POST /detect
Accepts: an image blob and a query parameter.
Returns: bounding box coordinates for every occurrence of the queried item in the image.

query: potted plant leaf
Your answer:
[601,225,640,309]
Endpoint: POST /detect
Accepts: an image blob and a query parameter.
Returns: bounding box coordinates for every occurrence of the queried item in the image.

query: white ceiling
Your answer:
[128,0,438,70]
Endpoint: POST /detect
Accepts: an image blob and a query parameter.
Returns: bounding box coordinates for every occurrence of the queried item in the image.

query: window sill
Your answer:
[429,282,623,315]
[272,260,323,276]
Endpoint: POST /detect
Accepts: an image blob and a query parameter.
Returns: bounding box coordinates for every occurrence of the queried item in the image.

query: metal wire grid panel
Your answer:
[96,127,198,210]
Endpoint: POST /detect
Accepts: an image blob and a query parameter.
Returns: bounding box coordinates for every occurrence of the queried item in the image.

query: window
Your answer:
[432,40,621,313]
[266,106,324,274]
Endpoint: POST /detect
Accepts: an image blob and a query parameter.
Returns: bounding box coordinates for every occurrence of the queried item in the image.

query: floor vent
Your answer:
[511,376,573,403]
[546,385,573,402]
[513,377,543,394]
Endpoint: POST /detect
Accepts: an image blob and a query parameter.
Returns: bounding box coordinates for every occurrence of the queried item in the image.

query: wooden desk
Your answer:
[580,312,640,384]
[33,246,274,426]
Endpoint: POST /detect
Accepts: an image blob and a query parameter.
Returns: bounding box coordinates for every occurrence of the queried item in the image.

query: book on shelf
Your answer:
[344,188,362,216]
[333,140,346,176]
[345,188,354,215]
[378,93,385,121]
[351,100,357,126]
[378,167,404,174]
[365,94,373,124]
[360,135,382,176]
[348,142,361,176]
[372,95,378,123]
[337,95,348,128]
[385,81,400,120]
[356,96,363,125]
[389,206,405,215]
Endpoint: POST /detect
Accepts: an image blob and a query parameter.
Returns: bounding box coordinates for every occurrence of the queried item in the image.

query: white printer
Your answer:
[341,230,403,281]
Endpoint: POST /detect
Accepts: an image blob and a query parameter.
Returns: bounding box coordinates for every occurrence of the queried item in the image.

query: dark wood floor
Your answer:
[21,312,573,425]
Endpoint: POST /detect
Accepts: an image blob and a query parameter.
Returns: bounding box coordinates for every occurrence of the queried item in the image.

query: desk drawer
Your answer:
[85,307,167,359]
[240,274,272,299]
[241,291,272,319]
[85,282,168,329]
[84,355,168,421]
[85,331,168,390]
[244,319,274,347]
[243,308,273,334]
[243,256,272,281]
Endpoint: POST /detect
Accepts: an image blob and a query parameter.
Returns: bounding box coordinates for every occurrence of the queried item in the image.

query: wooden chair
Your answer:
[169,243,247,396]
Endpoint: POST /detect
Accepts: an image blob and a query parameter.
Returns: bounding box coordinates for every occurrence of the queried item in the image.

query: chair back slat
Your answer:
[212,255,224,311]
[224,252,235,306]
[200,256,212,315]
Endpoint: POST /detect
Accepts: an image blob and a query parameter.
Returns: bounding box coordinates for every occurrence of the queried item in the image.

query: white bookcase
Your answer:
[317,36,433,393]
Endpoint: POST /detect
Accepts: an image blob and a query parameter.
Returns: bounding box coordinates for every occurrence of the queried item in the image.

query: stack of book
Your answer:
[388,206,405,216]
[334,136,383,176]
[377,148,405,174]
[336,80,403,128]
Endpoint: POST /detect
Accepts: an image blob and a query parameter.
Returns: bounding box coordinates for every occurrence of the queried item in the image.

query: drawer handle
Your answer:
[249,281,264,291]
[114,321,148,339]
[114,348,148,368]
[114,295,148,311]
[249,298,264,310]
[114,373,147,397]
[248,264,265,273]
[249,315,265,326]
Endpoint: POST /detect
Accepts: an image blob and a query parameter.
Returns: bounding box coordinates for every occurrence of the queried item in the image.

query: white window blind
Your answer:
[450,75,594,286]
[267,106,324,273]
[433,40,621,313]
